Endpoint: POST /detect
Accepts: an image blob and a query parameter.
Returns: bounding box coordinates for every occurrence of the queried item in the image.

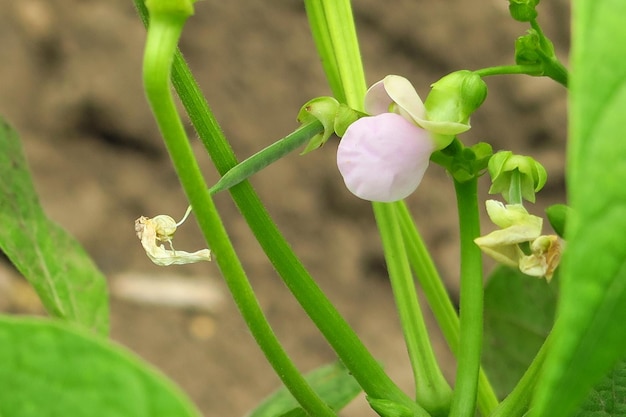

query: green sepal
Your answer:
[431,139,493,183]
[508,0,539,22]
[488,151,547,203]
[298,97,363,154]
[334,104,363,137]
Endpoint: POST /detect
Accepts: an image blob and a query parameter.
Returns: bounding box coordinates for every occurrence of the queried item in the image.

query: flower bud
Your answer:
[424,71,487,128]
[488,151,547,203]
[337,113,435,202]
[508,0,539,22]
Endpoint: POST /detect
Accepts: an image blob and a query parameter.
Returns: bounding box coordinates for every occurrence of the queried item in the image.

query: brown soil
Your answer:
[0,1,568,415]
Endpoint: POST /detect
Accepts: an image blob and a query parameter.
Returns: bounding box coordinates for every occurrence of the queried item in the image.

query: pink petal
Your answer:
[337,113,435,202]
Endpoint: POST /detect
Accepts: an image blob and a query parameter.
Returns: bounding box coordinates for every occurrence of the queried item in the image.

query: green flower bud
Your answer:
[515,29,556,67]
[424,70,488,127]
[488,151,547,203]
[508,0,539,22]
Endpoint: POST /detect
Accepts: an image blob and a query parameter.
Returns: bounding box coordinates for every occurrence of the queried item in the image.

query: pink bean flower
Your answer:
[337,113,434,202]
[337,75,471,202]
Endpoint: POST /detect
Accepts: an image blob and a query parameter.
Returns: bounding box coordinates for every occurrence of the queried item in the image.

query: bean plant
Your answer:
[1,0,625,416]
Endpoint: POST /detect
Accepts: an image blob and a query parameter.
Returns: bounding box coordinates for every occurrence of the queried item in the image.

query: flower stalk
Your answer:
[141,3,336,416]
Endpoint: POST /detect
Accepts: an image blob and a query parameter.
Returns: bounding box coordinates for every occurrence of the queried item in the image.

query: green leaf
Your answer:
[0,316,201,417]
[482,266,557,399]
[247,362,362,417]
[531,1,626,416]
[0,117,109,335]
[574,358,626,417]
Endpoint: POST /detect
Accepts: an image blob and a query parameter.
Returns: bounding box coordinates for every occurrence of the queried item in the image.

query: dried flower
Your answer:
[475,200,562,281]
[135,209,211,266]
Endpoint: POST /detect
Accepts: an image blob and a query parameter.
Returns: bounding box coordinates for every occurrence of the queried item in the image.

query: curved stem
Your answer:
[449,178,484,417]
[141,6,336,417]
[374,202,452,417]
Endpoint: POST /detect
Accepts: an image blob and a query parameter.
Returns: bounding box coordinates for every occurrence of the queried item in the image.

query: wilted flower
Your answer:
[135,209,211,266]
[337,74,485,202]
[475,200,562,281]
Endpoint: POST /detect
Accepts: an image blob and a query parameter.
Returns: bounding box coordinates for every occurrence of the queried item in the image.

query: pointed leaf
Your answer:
[0,117,109,334]
[246,362,362,417]
[532,2,626,416]
[0,316,201,417]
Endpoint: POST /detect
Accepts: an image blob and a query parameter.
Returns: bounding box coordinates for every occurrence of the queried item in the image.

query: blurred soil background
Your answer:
[0,0,569,415]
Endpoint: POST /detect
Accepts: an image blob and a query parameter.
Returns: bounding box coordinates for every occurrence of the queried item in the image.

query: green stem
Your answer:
[141,5,336,417]
[490,334,551,417]
[474,64,544,78]
[134,2,423,414]
[449,178,484,417]
[396,201,499,415]
[374,202,453,416]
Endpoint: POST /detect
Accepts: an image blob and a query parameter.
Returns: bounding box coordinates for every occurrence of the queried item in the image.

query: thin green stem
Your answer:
[141,6,335,417]
[374,202,452,417]
[134,2,423,414]
[474,64,544,78]
[449,178,484,417]
[396,201,500,415]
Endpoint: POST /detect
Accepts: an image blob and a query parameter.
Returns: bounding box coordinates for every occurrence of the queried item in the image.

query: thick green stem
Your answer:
[374,202,452,416]
[141,6,336,417]
[449,178,484,417]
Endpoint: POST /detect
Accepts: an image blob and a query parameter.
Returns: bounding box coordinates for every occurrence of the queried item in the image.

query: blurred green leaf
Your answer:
[574,358,626,417]
[247,362,362,417]
[0,316,201,417]
[482,266,557,398]
[0,118,109,335]
[531,1,626,416]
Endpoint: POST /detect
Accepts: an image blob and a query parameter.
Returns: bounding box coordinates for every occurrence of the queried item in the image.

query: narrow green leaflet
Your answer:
[246,362,362,417]
[531,1,626,416]
[482,266,557,399]
[0,316,201,417]
[0,118,109,335]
